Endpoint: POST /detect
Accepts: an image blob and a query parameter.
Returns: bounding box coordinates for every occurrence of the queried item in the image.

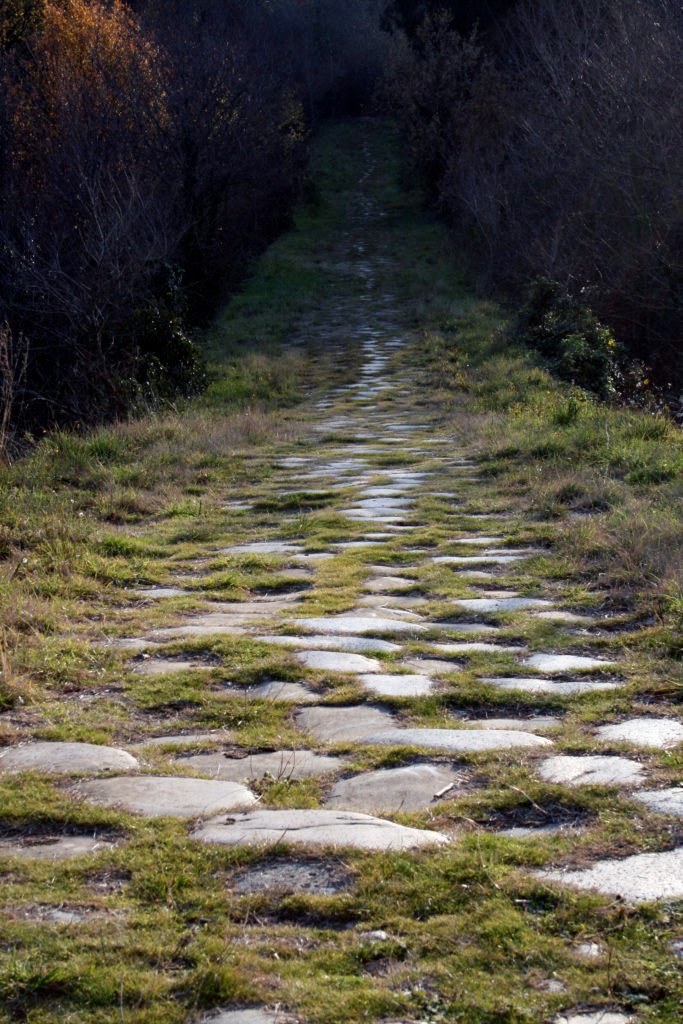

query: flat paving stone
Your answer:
[0,835,117,862]
[231,858,353,895]
[364,576,416,592]
[538,755,644,787]
[633,787,683,817]
[192,808,449,851]
[539,846,683,904]
[294,615,427,635]
[199,1011,290,1024]
[363,728,553,752]
[433,555,527,565]
[463,716,561,733]
[295,650,382,673]
[180,750,344,782]
[235,681,318,703]
[133,731,232,749]
[359,673,435,697]
[221,542,301,556]
[484,677,620,695]
[132,657,208,676]
[535,611,595,625]
[551,1013,632,1024]
[135,587,188,599]
[524,653,616,674]
[455,598,551,613]
[295,705,395,743]
[0,742,138,775]
[595,717,683,749]
[433,642,523,654]
[404,657,461,676]
[325,763,465,813]
[431,623,500,635]
[257,634,400,653]
[72,776,256,817]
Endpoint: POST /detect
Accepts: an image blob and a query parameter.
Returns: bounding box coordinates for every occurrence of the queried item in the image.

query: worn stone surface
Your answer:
[257,633,400,653]
[180,750,345,782]
[484,677,620,695]
[537,755,644,788]
[294,615,427,635]
[359,673,435,697]
[551,1013,631,1024]
[132,657,208,677]
[539,846,683,903]
[595,717,683,749]
[462,716,561,733]
[231,858,353,895]
[133,732,232,749]
[295,705,395,743]
[192,808,449,851]
[325,763,465,813]
[524,653,616,674]
[72,776,256,817]
[0,742,138,775]
[199,1010,291,1024]
[433,642,523,654]
[231,680,319,703]
[363,728,552,752]
[0,836,117,862]
[454,598,551,613]
[295,650,382,674]
[632,787,683,817]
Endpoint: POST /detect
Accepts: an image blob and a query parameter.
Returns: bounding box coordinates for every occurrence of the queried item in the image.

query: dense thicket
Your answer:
[384,0,682,398]
[0,0,385,438]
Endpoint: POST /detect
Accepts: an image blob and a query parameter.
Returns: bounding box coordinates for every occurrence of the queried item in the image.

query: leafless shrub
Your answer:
[0,323,28,459]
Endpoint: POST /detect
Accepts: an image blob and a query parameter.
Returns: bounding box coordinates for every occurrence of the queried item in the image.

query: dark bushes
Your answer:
[383,0,683,397]
[0,0,385,436]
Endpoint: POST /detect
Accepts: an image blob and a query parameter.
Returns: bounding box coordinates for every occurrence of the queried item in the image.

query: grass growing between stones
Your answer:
[0,118,682,1023]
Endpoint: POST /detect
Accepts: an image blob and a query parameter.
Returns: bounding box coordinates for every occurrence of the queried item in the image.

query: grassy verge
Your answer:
[0,119,681,1024]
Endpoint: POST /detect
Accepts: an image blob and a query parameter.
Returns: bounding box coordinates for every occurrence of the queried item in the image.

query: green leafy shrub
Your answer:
[512,278,619,397]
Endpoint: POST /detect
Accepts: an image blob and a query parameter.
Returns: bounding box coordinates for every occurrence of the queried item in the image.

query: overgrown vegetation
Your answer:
[0,0,386,435]
[0,119,681,1024]
[382,0,682,399]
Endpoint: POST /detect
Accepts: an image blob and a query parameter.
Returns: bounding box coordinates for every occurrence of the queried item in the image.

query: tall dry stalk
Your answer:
[0,322,28,459]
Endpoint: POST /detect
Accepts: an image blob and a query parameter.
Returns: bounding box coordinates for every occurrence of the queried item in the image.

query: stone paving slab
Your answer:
[454,598,552,613]
[180,750,345,782]
[132,732,232,750]
[232,681,319,703]
[325,763,465,813]
[462,716,561,733]
[231,858,353,895]
[632,788,683,817]
[295,650,382,673]
[295,705,395,743]
[484,677,620,695]
[0,742,138,775]
[257,634,401,653]
[0,836,118,862]
[199,1010,293,1024]
[433,642,523,654]
[595,718,683,749]
[537,756,644,787]
[72,776,257,817]
[293,615,428,635]
[551,1013,632,1024]
[358,673,436,697]
[132,657,209,676]
[192,808,449,851]
[362,728,553,752]
[524,653,616,674]
[538,846,683,903]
